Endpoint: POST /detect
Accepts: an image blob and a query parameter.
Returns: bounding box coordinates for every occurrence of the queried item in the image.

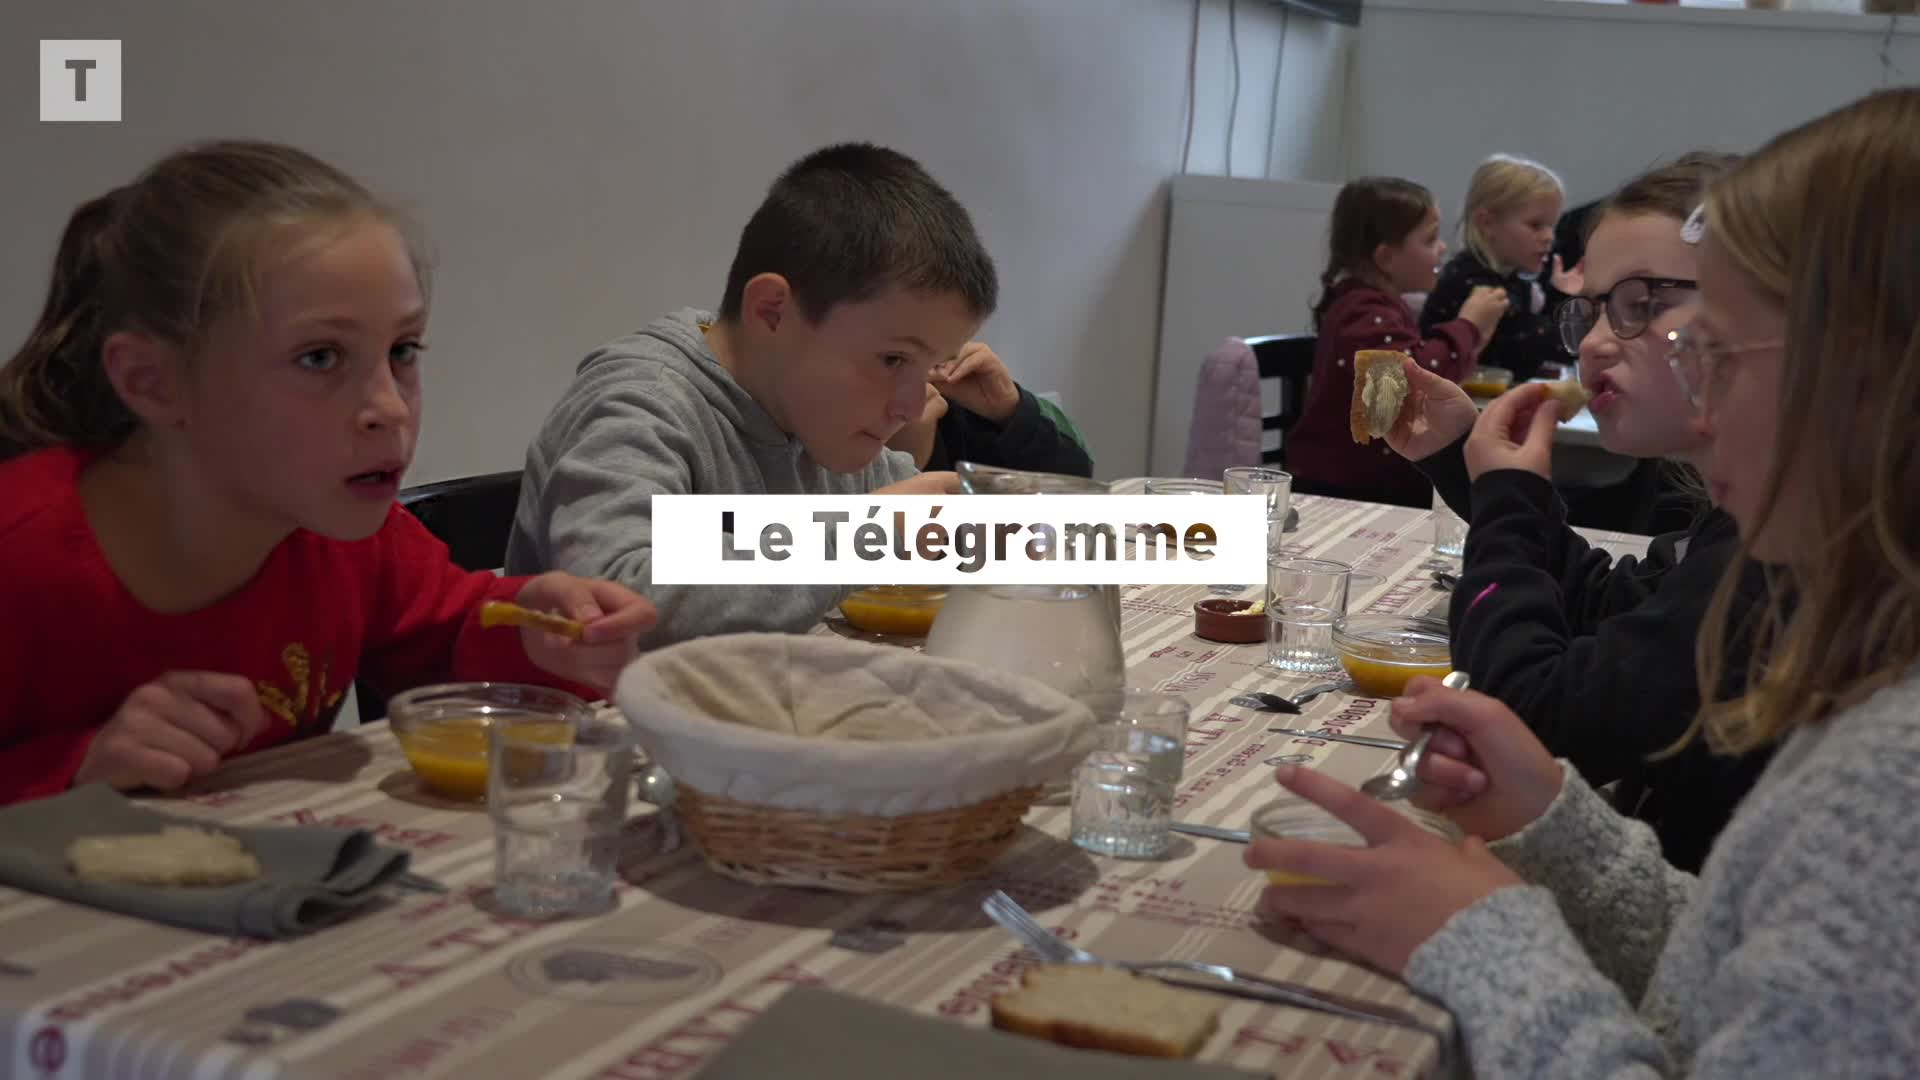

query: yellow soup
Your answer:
[1264,869,1335,887]
[1339,650,1452,699]
[1462,378,1509,397]
[396,717,573,801]
[841,587,946,636]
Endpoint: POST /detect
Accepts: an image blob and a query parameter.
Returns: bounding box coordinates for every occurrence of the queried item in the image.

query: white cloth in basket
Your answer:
[614,633,1098,817]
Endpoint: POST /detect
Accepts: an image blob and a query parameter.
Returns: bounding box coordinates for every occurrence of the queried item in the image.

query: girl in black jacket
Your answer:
[1385,153,1770,872]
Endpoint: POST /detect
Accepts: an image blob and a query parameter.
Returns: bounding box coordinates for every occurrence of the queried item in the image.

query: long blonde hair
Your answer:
[1460,153,1564,273]
[0,140,429,456]
[1694,86,1920,754]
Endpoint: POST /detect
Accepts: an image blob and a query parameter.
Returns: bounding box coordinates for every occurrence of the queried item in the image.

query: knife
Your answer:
[1169,822,1251,844]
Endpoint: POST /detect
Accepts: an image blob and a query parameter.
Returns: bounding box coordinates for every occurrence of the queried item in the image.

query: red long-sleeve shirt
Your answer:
[1285,279,1482,507]
[0,447,581,804]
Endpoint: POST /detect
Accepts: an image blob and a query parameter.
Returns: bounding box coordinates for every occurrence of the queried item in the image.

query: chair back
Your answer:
[1245,334,1317,467]
[1180,338,1263,477]
[352,470,523,722]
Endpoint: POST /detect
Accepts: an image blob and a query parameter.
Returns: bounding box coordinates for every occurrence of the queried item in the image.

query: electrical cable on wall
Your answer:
[1226,0,1242,176]
[1181,0,1201,173]
[1264,7,1290,180]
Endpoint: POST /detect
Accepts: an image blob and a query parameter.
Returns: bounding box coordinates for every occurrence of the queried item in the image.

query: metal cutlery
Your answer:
[393,872,448,894]
[980,890,1446,1039]
[1362,671,1468,802]
[1169,822,1251,844]
[1229,679,1349,715]
[1267,727,1409,751]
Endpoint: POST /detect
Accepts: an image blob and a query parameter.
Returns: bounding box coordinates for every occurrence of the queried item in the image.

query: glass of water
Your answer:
[488,704,636,918]
[1266,558,1352,672]
[1081,690,1190,786]
[1071,753,1173,859]
[1144,477,1225,497]
[1428,487,1467,566]
[1220,467,1293,594]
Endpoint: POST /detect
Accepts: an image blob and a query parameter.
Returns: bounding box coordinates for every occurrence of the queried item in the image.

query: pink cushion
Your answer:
[1181,338,1263,478]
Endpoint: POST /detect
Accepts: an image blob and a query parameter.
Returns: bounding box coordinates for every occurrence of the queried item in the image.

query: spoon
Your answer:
[637,764,683,854]
[1230,680,1348,715]
[1431,571,1459,592]
[1360,670,1468,801]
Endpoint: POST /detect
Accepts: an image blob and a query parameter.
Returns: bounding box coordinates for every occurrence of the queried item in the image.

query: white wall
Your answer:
[1350,0,1920,220]
[1,0,1322,483]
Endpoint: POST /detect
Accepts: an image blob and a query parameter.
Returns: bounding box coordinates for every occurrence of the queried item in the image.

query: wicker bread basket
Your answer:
[614,633,1097,892]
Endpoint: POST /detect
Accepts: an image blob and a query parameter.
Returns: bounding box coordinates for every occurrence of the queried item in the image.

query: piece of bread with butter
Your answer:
[67,827,262,887]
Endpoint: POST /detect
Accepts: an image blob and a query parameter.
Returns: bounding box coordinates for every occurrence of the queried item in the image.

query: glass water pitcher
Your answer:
[921,462,1126,698]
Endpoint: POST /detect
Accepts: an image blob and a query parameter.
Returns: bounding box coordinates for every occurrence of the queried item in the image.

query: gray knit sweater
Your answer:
[1406,670,1920,1077]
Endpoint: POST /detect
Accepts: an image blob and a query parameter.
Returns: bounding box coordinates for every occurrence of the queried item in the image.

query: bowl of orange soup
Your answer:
[386,683,593,802]
[1461,366,1513,398]
[1332,614,1452,699]
[840,585,948,637]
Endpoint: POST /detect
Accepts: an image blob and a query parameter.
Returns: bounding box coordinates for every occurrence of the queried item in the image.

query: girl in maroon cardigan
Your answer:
[1286,177,1508,508]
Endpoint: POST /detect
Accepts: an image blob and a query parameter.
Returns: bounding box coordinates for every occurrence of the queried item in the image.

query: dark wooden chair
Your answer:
[351,471,522,722]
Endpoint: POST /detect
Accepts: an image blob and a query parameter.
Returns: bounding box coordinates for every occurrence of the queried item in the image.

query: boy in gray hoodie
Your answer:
[505,143,996,647]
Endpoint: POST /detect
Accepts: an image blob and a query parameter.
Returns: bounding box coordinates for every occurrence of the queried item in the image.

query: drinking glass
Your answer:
[1265,558,1351,672]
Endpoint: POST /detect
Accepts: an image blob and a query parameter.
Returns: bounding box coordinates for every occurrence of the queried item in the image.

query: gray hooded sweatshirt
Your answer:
[504,308,917,647]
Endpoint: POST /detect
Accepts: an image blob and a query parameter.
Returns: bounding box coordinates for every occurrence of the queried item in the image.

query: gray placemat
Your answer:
[0,784,409,938]
[691,983,1264,1079]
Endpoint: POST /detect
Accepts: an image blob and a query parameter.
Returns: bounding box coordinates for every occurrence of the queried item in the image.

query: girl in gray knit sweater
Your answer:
[1247,86,1920,1078]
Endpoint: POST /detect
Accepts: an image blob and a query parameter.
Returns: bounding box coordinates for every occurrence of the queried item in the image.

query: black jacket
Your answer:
[1419,438,1774,873]
[1420,250,1567,383]
[926,387,1093,478]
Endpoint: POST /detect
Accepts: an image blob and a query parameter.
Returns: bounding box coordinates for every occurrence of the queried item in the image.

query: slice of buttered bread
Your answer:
[990,964,1223,1059]
[68,827,262,887]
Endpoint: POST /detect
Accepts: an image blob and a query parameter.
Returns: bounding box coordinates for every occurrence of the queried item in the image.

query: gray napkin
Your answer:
[691,984,1263,1080]
[0,785,410,939]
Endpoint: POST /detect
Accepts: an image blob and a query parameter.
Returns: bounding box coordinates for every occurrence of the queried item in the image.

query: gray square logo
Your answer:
[41,40,122,122]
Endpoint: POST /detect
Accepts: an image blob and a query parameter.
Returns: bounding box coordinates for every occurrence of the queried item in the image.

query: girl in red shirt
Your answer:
[0,140,656,804]
[1285,177,1509,508]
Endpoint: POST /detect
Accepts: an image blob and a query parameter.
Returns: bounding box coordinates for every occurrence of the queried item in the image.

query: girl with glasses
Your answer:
[1380,152,1771,872]
[1250,86,1920,1079]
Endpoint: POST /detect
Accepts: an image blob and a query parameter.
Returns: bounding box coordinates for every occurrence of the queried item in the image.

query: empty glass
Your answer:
[488,707,636,918]
[1266,558,1352,672]
[1071,753,1172,859]
[1218,467,1293,593]
[1081,689,1190,787]
[1428,488,1467,566]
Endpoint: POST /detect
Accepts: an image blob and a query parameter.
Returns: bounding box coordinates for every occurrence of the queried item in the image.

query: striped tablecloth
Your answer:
[0,495,1649,1080]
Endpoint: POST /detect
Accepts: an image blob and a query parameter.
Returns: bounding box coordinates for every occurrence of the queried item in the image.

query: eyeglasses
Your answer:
[1666,323,1783,412]
[1555,276,1698,355]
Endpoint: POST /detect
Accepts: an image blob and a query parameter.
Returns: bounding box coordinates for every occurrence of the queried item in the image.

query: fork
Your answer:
[981,890,1447,1040]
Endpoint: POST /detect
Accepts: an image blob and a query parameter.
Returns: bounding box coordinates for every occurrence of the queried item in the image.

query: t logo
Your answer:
[40,40,122,122]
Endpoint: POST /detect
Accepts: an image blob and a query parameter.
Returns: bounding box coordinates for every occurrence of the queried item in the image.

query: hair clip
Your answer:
[1681,203,1707,246]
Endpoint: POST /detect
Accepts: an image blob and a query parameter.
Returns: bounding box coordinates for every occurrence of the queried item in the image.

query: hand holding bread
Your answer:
[1464,381,1587,481]
[1382,359,1481,463]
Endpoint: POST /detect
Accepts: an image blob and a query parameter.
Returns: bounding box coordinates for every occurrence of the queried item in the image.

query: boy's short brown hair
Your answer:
[718,143,998,324]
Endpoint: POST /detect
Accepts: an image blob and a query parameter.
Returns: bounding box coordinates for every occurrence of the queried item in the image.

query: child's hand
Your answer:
[513,573,658,692]
[877,471,961,495]
[931,343,1020,423]
[1460,286,1511,340]
[1384,358,1479,463]
[1465,382,1558,481]
[1550,255,1585,297]
[77,673,269,792]
[886,383,949,467]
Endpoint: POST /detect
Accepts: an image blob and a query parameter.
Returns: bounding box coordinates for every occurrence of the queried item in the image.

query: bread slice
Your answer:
[68,827,262,887]
[989,964,1223,1059]
[1541,380,1593,418]
[1350,350,1413,444]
